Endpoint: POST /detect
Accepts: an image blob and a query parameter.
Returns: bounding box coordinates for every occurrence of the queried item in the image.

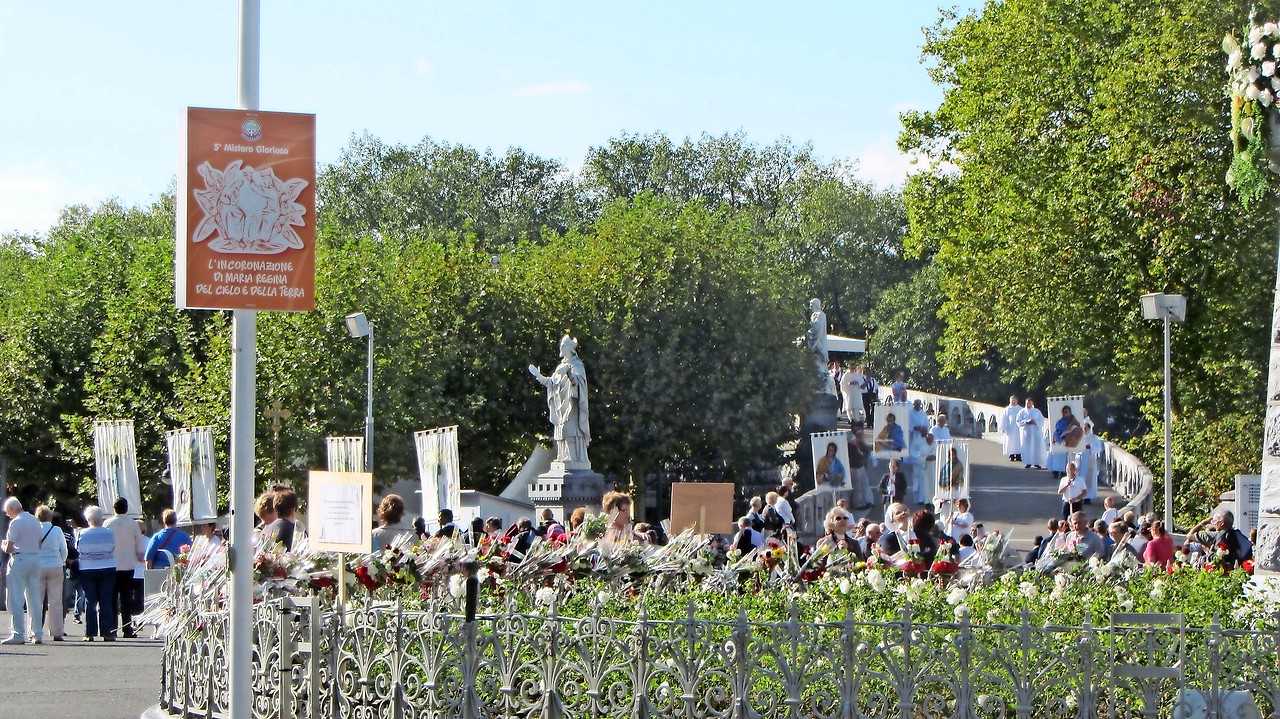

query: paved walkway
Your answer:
[961,438,1119,553]
[0,609,160,719]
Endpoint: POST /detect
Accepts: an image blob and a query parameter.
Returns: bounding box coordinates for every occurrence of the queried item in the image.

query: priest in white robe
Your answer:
[1000,395,1023,462]
[840,364,864,422]
[1077,420,1104,500]
[1016,399,1047,469]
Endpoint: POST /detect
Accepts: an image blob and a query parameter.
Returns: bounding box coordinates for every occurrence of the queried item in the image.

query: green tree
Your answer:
[316,133,585,250]
[510,194,815,517]
[898,0,1280,522]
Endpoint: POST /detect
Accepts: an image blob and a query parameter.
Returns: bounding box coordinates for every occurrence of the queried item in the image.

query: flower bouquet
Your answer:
[1224,19,1280,206]
[931,539,959,577]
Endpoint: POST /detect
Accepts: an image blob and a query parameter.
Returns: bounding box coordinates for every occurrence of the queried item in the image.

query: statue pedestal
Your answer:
[528,461,608,521]
[794,393,841,496]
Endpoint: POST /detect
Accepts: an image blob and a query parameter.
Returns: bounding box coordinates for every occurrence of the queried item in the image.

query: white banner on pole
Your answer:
[166,426,218,523]
[93,420,143,517]
[1046,395,1087,454]
[325,436,365,474]
[932,439,971,509]
[415,426,460,527]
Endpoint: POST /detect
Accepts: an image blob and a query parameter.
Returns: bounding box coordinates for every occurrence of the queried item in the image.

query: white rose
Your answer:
[1149,588,1164,601]
[1248,84,1262,101]
[1120,599,1134,611]
[1254,41,1269,60]
[866,569,886,592]
[954,604,970,620]
[1019,582,1039,599]
[1265,22,1278,37]
[1263,89,1275,106]
[1250,26,1265,44]
[1274,43,1280,59]
[596,590,610,604]
[448,574,466,599]
[535,587,556,606]
[1229,49,1244,70]
[1264,61,1276,77]
[838,578,852,595]
[946,587,968,606]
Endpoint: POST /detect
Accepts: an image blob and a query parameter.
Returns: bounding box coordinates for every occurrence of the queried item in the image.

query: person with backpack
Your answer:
[1187,510,1253,569]
[764,491,793,534]
[145,510,192,570]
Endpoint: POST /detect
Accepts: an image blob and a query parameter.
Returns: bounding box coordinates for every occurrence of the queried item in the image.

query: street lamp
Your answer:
[345,312,374,473]
[1140,292,1186,531]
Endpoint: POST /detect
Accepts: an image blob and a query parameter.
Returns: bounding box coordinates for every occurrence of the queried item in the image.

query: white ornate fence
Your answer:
[155,590,1279,719]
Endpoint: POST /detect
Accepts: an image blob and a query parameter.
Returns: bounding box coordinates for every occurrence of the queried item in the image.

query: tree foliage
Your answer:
[899,0,1280,522]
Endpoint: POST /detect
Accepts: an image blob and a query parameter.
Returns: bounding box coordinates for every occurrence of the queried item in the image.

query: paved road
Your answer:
[962,438,1119,553]
[0,609,160,719]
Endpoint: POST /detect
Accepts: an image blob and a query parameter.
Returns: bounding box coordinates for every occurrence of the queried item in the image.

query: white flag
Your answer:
[94,420,142,517]
[166,426,218,523]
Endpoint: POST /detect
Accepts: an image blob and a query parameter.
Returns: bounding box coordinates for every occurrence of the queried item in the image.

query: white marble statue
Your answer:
[806,298,836,393]
[528,334,591,466]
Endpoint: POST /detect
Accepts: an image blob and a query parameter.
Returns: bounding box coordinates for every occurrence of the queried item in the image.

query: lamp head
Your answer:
[345,312,371,338]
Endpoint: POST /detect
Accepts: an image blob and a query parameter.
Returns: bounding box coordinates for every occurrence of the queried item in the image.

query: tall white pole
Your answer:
[1163,314,1173,530]
[229,2,259,718]
[365,328,374,472]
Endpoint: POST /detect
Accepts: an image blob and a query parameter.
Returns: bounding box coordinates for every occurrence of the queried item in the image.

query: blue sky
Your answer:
[0,1,980,237]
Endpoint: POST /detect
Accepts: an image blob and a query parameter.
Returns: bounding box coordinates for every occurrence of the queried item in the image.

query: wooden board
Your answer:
[669,483,736,536]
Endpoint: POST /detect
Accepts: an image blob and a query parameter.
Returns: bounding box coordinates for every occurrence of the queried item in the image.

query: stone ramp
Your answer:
[808,430,1121,554]
[961,438,1120,553]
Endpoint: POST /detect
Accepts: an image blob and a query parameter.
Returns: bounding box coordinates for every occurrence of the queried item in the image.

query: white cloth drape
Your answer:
[415,426,460,530]
[94,420,142,516]
[166,426,218,523]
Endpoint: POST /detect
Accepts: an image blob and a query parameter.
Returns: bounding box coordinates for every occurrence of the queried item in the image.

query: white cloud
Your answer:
[0,163,100,236]
[513,80,590,98]
[853,134,912,189]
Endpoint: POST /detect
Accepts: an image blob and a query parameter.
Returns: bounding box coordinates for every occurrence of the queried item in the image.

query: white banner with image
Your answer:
[94,420,143,517]
[165,426,218,523]
[415,426,461,529]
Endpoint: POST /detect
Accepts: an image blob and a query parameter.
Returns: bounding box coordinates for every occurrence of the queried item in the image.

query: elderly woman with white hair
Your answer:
[76,506,117,641]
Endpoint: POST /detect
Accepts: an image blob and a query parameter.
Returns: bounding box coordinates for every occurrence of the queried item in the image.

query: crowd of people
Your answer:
[1,495,218,645]
[1024,507,1255,571]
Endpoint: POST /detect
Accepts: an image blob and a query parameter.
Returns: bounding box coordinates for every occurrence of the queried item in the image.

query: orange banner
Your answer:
[176,107,316,311]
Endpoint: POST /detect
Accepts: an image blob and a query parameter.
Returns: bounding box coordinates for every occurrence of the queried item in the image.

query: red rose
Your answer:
[1242,560,1255,574]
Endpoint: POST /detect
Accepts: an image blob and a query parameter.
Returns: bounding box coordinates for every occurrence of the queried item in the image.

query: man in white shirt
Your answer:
[930,413,952,443]
[2,497,42,644]
[1016,399,1047,469]
[105,498,146,638]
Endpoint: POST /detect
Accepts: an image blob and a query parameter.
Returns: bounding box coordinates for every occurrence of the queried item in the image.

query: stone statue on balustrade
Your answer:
[528,334,592,467]
[806,298,836,395]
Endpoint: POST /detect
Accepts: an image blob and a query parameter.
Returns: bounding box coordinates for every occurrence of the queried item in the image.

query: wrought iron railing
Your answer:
[155,590,1279,719]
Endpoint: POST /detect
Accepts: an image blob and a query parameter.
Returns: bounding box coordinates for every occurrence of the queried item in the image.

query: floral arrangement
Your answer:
[1224,20,1280,207]
[931,539,959,575]
[144,519,1272,642]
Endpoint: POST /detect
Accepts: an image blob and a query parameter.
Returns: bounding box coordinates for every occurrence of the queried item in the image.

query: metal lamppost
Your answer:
[345,312,374,472]
[1141,292,1186,531]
